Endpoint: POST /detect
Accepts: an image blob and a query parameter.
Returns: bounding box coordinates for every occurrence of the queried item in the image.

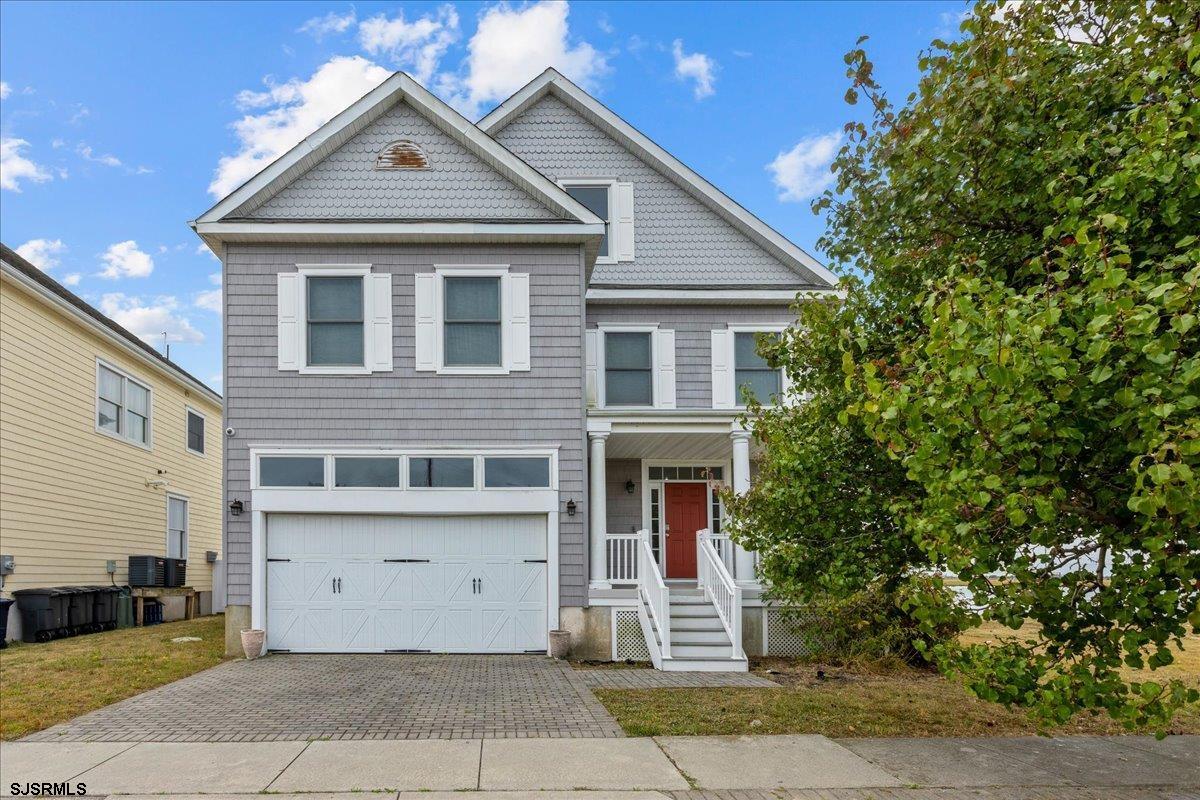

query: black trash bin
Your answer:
[63,587,95,634]
[0,597,13,648]
[88,586,120,631]
[12,588,70,642]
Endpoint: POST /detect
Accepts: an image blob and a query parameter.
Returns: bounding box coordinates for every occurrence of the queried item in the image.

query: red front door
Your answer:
[665,482,709,579]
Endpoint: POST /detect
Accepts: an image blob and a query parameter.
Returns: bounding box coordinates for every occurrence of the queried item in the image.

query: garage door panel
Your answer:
[267,514,547,653]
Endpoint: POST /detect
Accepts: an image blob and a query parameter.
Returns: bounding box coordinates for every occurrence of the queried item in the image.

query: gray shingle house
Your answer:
[194,69,838,671]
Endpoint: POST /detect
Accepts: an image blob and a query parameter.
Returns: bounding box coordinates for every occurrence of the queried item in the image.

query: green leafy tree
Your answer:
[728,0,1199,730]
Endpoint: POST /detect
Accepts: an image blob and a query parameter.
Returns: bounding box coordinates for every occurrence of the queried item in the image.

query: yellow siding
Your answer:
[0,275,222,592]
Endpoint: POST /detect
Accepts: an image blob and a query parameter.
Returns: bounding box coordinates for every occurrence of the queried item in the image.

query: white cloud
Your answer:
[0,82,10,100]
[63,273,82,287]
[196,242,220,262]
[672,39,717,100]
[359,5,459,85]
[1,137,52,192]
[77,143,122,167]
[209,55,392,199]
[298,9,357,39]
[99,293,203,344]
[207,373,223,389]
[98,240,155,279]
[195,271,223,314]
[597,15,614,34]
[767,131,842,202]
[440,0,607,119]
[15,238,67,270]
[208,271,222,286]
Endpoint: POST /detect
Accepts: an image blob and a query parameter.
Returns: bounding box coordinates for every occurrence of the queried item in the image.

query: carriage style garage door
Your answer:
[265,514,548,653]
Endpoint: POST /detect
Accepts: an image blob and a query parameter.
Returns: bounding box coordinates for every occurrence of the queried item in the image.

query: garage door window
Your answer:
[260,456,325,487]
[334,457,400,488]
[409,457,475,488]
[484,457,550,488]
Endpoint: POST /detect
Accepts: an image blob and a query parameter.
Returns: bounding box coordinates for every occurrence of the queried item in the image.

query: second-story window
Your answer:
[734,331,782,404]
[444,276,501,367]
[307,276,364,367]
[564,184,609,258]
[97,361,151,447]
[186,409,205,455]
[605,331,653,406]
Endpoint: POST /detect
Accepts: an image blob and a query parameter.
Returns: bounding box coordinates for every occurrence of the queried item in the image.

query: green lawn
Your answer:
[0,615,228,740]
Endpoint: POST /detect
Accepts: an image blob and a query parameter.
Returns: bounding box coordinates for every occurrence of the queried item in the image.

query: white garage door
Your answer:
[266,514,547,653]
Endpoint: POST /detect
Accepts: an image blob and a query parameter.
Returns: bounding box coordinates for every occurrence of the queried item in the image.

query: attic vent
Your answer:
[376,140,429,170]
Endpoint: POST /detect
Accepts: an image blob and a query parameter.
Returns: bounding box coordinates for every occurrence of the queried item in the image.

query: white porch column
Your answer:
[588,426,611,589]
[730,427,756,586]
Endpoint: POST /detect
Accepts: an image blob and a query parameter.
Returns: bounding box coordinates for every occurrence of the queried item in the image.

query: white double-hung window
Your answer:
[277,264,392,374]
[96,360,152,447]
[585,325,676,409]
[414,266,530,374]
[711,326,790,408]
[560,179,635,263]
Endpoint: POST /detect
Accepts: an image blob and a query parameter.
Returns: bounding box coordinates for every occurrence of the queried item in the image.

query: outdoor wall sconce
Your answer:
[566,499,577,516]
[625,479,636,494]
[229,499,244,517]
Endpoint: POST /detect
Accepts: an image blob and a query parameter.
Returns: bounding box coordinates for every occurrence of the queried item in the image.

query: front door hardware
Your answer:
[523,559,547,563]
[267,558,291,563]
[383,558,430,563]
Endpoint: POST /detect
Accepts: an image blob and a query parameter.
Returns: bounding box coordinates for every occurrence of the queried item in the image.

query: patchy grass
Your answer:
[0,615,228,740]
[570,659,652,670]
[594,622,1200,738]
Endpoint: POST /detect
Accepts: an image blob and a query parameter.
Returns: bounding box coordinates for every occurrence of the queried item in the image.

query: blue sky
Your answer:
[0,0,965,390]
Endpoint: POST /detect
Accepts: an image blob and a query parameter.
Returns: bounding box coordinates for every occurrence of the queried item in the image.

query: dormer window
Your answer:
[375,140,429,170]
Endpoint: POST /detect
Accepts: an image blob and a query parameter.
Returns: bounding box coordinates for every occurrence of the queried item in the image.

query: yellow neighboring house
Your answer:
[0,243,223,640]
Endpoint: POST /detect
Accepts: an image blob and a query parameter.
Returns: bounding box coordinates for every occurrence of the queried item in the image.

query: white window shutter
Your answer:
[414,273,438,371]
[614,182,635,262]
[653,328,676,409]
[711,329,735,409]
[366,273,393,372]
[504,272,531,371]
[585,329,600,407]
[276,273,301,371]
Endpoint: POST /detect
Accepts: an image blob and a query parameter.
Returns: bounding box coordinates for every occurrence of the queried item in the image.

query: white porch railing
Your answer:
[606,533,640,583]
[636,528,671,665]
[708,533,735,576]
[696,528,744,660]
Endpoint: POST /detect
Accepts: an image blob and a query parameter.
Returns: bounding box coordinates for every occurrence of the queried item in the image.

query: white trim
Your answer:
[292,264,375,375]
[478,69,839,289]
[1,261,221,406]
[94,358,154,451]
[194,220,605,241]
[728,325,790,409]
[587,288,843,304]
[166,492,189,560]
[432,265,511,375]
[193,72,602,227]
[185,406,207,457]
[558,178,615,264]
[593,324,661,410]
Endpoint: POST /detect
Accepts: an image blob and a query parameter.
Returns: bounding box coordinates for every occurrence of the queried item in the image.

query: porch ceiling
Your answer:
[606,432,733,460]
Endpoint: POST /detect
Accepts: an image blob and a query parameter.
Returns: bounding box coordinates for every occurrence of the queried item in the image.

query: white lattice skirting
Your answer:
[613,608,651,661]
[763,607,826,657]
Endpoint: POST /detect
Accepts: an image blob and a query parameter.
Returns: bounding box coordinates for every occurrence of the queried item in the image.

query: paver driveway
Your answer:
[23,654,623,742]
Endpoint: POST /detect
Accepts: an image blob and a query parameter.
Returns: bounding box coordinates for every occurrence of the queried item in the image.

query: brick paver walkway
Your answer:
[577,668,780,688]
[24,654,623,742]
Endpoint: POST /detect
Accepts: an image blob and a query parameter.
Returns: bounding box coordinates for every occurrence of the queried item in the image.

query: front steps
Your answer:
[644,588,748,672]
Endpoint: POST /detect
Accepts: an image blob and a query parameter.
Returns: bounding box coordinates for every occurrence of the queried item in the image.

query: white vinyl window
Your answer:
[307,276,364,367]
[277,265,392,375]
[586,326,676,409]
[734,331,783,404]
[96,360,152,447]
[414,267,530,374]
[167,495,188,559]
[443,276,501,367]
[560,179,634,263]
[564,183,611,259]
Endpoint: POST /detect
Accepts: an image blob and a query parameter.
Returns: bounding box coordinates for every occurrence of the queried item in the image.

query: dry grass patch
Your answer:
[0,615,228,740]
[594,623,1199,738]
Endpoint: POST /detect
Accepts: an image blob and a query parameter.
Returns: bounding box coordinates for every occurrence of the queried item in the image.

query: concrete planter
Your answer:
[548,629,571,659]
[240,628,265,659]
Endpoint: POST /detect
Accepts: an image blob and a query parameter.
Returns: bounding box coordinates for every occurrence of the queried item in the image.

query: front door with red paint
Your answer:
[665,482,709,579]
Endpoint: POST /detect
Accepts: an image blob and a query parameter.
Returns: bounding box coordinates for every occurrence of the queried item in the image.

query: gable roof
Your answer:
[192,72,605,258]
[479,69,839,289]
[0,243,222,405]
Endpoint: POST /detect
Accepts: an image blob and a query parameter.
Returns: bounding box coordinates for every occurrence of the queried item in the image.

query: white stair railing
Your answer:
[606,532,640,583]
[696,528,743,660]
[636,528,670,663]
[708,532,735,576]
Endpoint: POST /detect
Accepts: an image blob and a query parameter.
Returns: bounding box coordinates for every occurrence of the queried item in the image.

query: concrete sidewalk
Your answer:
[1,734,1196,797]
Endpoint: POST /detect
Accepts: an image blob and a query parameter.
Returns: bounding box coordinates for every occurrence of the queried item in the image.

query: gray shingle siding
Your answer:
[242,100,561,221]
[492,94,824,288]
[586,303,796,408]
[605,459,643,534]
[223,243,587,607]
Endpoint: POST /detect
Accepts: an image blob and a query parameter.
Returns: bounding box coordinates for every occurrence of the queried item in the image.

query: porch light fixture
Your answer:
[228,499,244,517]
[625,479,636,494]
[566,499,577,516]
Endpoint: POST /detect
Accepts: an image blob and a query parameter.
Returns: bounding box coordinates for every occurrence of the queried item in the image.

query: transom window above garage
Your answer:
[254,451,555,491]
